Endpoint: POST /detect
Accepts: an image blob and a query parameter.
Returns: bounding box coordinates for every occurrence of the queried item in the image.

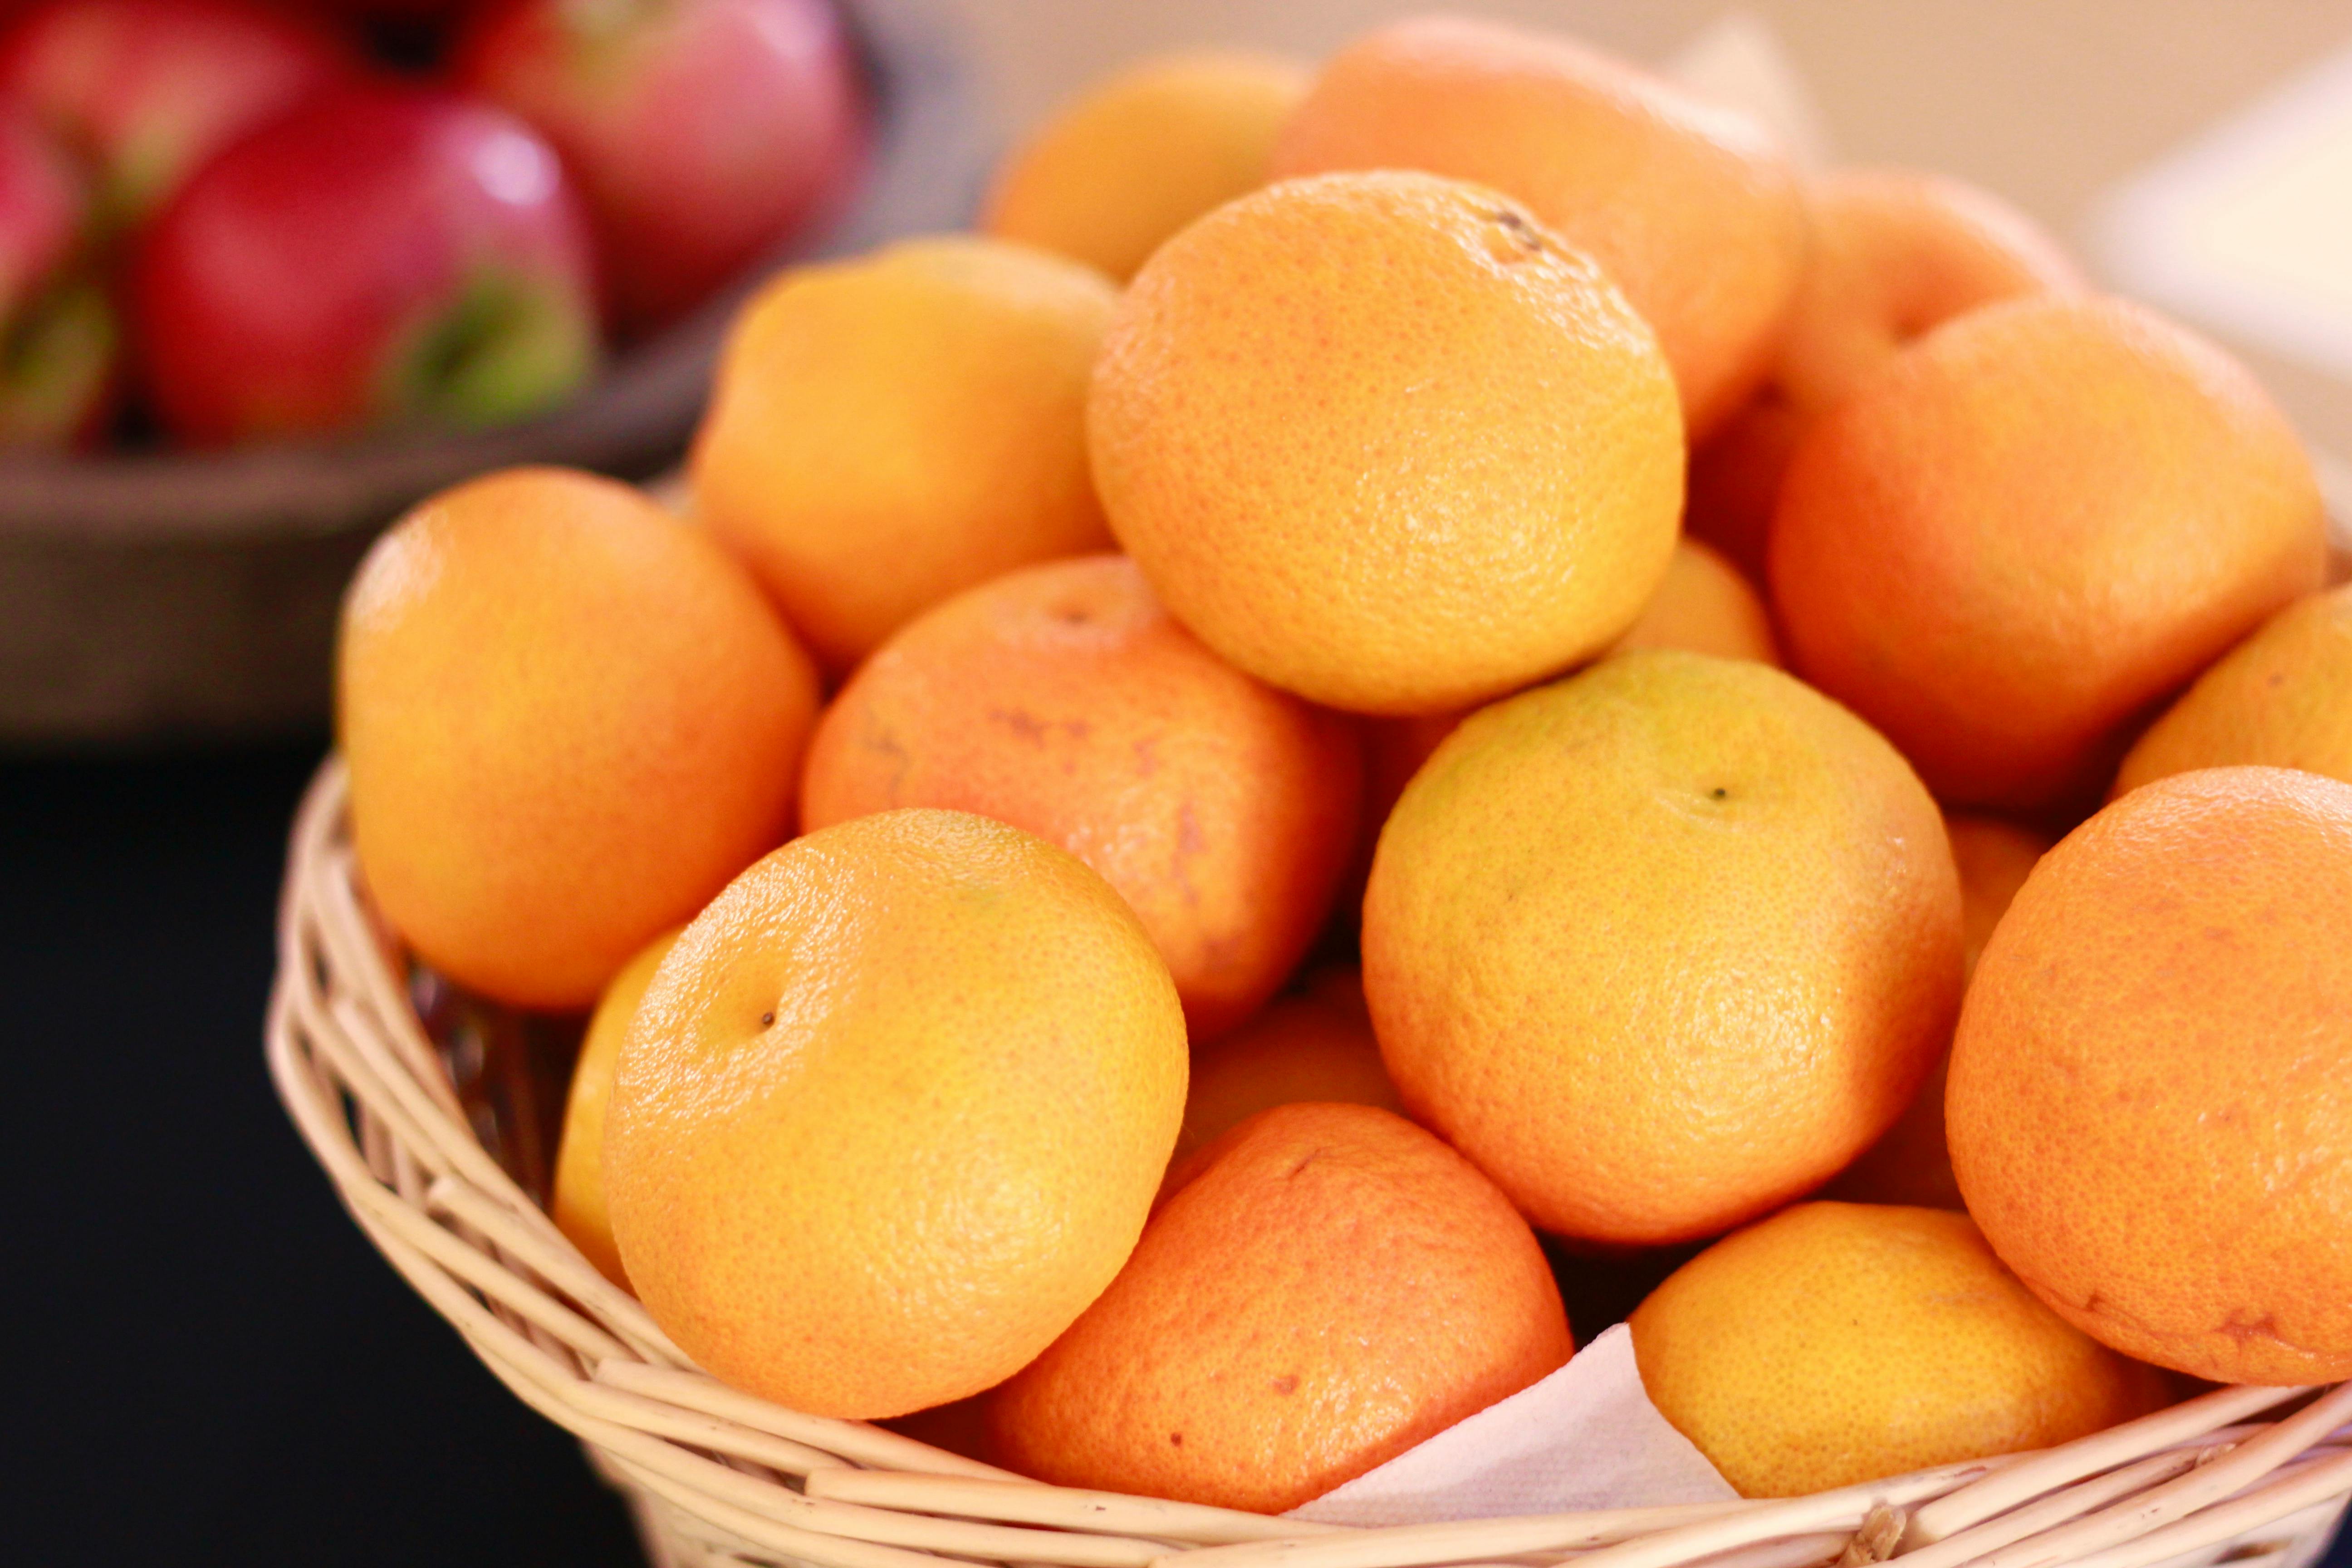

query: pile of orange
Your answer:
[333,10,2352,1515]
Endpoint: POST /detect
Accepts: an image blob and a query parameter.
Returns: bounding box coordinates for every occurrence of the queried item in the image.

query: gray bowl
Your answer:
[0,0,986,745]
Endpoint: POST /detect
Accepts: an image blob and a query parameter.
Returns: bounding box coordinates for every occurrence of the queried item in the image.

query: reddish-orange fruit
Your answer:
[988,1102,1573,1512]
[1773,167,2083,416]
[799,555,1362,1038]
[1090,169,1682,715]
[1365,652,1963,1247]
[338,466,820,1009]
[2112,583,2352,796]
[1169,968,1401,1186]
[1615,538,1779,665]
[605,808,1188,1418]
[1685,392,1805,587]
[1270,13,1805,440]
[1828,812,2051,1210]
[1949,767,2352,1384]
[1771,297,2328,813]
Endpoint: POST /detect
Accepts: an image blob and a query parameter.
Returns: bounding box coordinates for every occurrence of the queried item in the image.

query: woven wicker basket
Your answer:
[269,759,2352,1568]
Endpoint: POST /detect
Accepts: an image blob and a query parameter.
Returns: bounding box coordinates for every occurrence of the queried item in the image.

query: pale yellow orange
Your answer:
[984,51,1308,281]
[2113,583,2352,796]
[552,926,681,1289]
[1364,652,1962,1246]
[604,808,1188,1418]
[1615,538,1779,665]
[1629,1202,2171,1497]
[691,236,1118,674]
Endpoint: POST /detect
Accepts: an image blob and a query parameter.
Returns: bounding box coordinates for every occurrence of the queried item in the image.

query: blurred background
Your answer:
[3,0,2349,1562]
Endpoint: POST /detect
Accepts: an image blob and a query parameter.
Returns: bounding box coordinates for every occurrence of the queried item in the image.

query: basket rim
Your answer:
[265,754,2352,1568]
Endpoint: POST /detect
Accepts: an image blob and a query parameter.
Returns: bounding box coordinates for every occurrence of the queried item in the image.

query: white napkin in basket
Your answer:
[1288,1325,1738,1527]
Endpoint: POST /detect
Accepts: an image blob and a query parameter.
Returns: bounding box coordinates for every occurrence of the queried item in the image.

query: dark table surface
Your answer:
[7,740,2349,1566]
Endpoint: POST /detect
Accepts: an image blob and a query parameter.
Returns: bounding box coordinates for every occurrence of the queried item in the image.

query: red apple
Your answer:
[132,83,602,445]
[456,0,864,335]
[0,99,111,442]
[0,0,350,233]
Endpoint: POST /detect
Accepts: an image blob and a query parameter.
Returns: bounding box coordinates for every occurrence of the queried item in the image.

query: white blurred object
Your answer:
[2096,38,2352,387]
[1288,1324,1736,1527]
[1660,11,1833,169]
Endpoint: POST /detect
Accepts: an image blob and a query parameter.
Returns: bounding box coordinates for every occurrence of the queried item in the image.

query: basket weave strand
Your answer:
[267,757,2352,1568]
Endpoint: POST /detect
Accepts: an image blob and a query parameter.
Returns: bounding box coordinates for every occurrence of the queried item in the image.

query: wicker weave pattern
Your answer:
[267,760,2352,1568]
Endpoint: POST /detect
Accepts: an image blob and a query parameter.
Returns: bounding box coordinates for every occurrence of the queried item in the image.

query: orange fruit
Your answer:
[1684,391,1804,587]
[1615,538,1779,665]
[690,235,1117,675]
[1364,651,1962,1247]
[1688,171,2076,586]
[552,925,681,1289]
[1169,968,1401,1186]
[1770,296,2328,813]
[798,555,1361,1038]
[1091,169,1682,715]
[604,808,1188,1418]
[1828,813,2049,1210]
[987,1102,1572,1512]
[1949,767,2352,1385]
[1773,167,2083,416]
[983,51,1308,282]
[338,466,819,1009]
[1628,1202,2170,1498]
[2112,583,2352,796]
[1270,13,1805,440]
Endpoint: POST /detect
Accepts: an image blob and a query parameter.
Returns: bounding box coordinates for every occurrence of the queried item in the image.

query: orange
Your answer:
[1691,172,2078,586]
[552,925,681,1289]
[1684,392,1804,587]
[1270,13,1805,440]
[987,1102,1572,1512]
[2112,583,2352,796]
[338,466,819,1009]
[1949,766,2352,1385]
[1168,968,1401,1187]
[603,808,1188,1418]
[983,51,1308,282]
[1364,651,1962,1247]
[1091,169,1681,715]
[1770,296,2328,813]
[1828,813,2050,1210]
[1615,538,1779,665]
[1628,1202,2170,1498]
[1773,167,2083,416]
[799,555,1362,1038]
[690,235,1117,675]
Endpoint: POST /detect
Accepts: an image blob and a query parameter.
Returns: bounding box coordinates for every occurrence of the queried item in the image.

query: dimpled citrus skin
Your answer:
[1828,813,2050,1211]
[800,555,1363,1039]
[690,235,1117,675]
[1770,296,2328,814]
[552,926,681,1289]
[1629,1203,2171,1499]
[2113,584,2352,797]
[1090,170,1681,716]
[1948,768,2352,1386]
[1169,967,1401,1181]
[987,1102,1572,1513]
[1615,538,1780,665]
[338,466,820,1009]
[1364,652,1963,1247]
[603,808,1188,1418]
[1773,167,2083,416]
[1269,14,1804,441]
[984,51,1308,282]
